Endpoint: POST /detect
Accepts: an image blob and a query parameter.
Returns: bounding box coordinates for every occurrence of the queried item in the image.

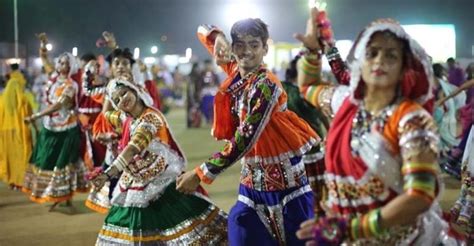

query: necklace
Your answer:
[350,100,398,155]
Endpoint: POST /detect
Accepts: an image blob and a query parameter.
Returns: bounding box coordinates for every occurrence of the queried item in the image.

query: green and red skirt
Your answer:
[96,182,228,245]
[22,126,89,203]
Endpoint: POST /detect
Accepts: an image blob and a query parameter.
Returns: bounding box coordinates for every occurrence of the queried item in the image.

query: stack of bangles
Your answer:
[313,208,387,244]
[298,51,322,82]
[103,155,127,179]
[348,208,387,240]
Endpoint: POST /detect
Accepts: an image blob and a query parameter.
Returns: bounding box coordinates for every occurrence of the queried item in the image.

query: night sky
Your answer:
[0,0,473,59]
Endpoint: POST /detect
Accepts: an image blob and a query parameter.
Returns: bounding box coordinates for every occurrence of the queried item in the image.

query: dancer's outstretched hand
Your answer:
[24,116,34,124]
[36,33,48,45]
[293,7,321,52]
[176,170,201,194]
[24,113,38,124]
[102,31,118,49]
[213,34,232,65]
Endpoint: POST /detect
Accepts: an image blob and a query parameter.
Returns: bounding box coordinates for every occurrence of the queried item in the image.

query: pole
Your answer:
[14,0,19,58]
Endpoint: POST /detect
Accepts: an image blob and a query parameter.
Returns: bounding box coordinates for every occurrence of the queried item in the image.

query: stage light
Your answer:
[402,24,456,62]
[308,0,327,10]
[72,47,78,56]
[133,47,140,59]
[185,48,192,60]
[224,0,260,28]
[144,57,156,64]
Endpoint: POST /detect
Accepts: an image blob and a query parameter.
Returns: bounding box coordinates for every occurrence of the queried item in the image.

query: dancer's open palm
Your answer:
[293,7,321,51]
[213,34,232,65]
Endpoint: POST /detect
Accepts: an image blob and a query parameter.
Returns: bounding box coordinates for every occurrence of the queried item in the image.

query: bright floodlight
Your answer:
[308,0,327,10]
[178,57,189,64]
[72,47,78,56]
[6,58,21,65]
[335,40,353,59]
[402,24,456,62]
[46,43,53,51]
[133,47,140,59]
[185,48,192,60]
[151,46,158,54]
[144,57,156,65]
[225,0,260,27]
[34,57,42,66]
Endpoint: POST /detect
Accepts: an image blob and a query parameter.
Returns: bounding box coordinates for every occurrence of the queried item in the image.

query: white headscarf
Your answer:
[106,77,154,110]
[346,19,434,105]
[54,52,79,79]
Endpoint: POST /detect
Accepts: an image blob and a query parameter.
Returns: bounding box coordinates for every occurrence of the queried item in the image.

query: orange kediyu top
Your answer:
[194,24,320,192]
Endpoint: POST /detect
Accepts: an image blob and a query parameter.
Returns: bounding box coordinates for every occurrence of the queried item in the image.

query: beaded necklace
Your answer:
[350,99,399,156]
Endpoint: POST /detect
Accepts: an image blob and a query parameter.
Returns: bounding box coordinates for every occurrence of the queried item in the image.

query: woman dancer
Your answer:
[91,77,227,245]
[0,63,33,190]
[23,34,88,211]
[295,8,462,245]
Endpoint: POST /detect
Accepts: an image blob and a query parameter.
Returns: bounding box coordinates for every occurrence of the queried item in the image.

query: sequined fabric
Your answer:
[240,157,307,191]
[96,205,228,245]
[22,163,89,203]
[42,78,78,131]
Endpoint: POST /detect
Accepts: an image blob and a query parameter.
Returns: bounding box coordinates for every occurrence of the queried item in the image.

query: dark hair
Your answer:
[285,55,301,81]
[432,63,445,79]
[204,59,213,65]
[10,63,19,70]
[231,18,269,45]
[106,48,135,65]
[446,57,455,63]
[80,52,96,63]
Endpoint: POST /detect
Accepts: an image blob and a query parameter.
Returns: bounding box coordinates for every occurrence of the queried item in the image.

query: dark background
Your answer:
[0,0,473,59]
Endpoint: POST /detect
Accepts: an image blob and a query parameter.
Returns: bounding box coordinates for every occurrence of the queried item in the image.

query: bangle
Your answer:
[32,112,41,120]
[104,166,117,179]
[326,47,341,61]
[299,56,322,79]
[111,155,127,171]
[368,208,387,237]
[104,171,112,180]
[349,208,387,240]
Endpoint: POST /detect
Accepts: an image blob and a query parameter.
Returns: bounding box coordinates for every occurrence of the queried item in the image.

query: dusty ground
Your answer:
[0,109,462,245]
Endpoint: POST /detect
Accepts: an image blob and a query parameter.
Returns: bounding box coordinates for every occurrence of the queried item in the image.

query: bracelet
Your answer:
[349,208,386,240]
[111,155,127,172]
[299,57,322,78]
[104,171,112,180]
[32,112,42,120]
[401,162,437,175]
[326,47,341,62]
